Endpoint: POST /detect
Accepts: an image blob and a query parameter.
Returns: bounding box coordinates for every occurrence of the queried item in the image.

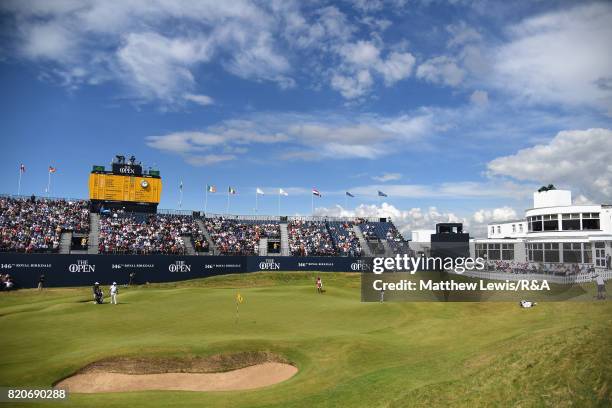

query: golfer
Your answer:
[316,276,323,294]
[110,282,119,305]
[594,274,606,300]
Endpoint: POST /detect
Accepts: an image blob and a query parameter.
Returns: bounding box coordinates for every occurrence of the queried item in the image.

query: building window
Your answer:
[501,243,514,260]
[497,226,501,234]
[529,216,543,232]
[582,213,600,230]
[519,224,523,233]
[562,213,580,230]
[543,214,558,231]
[563,243,582,263]
[529,243,544,262]
[583,243,592,263]
[491,226,495,235]
[512,224,516,233]
[488,243,501,260]
[476,244,487,259]
[544,243,560,262]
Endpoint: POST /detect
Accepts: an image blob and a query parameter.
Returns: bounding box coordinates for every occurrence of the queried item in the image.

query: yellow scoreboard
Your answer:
[88,173,162,204]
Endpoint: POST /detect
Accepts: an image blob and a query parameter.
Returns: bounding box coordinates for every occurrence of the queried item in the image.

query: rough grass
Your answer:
[0,272,609,408]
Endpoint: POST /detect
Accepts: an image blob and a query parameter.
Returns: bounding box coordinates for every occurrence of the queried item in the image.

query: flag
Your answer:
[207,185,216,193]
[312,188,321,197]
[279,188,288,196]
[346,191,354,197]
[48,166,57,173]
[378,190,387,197]
[235,292,244,304]
[228,186,237,195]
[256,188,265,195]
[19,164,25,173]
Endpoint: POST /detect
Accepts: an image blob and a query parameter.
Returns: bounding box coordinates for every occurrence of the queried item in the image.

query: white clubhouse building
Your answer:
[471,189,612,268]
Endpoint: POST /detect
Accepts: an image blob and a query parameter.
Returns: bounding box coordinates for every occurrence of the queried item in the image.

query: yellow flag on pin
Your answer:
[236,292,244,304]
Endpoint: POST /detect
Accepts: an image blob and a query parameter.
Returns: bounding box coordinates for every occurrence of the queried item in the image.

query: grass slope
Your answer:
[0,272,610,408]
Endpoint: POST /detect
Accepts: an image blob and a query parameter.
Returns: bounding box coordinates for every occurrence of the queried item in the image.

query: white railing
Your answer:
[450,268,612,284]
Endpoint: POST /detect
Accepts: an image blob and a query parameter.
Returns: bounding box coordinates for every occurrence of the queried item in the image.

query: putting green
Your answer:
[0,272,610,407]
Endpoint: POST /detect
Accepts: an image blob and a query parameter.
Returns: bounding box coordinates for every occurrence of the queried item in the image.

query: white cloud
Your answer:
[490,3,612,114]
[185,154,236,166]
[184,93,214,106]
[146,131,225,154]
[116,32,213,102]
[470,90,488,106]
[332,40,415,98]
[372,173,402,182]
[416,56,465,87]
[314,203,467,237]
[331,70,373,99]
[472,207,517,224]
[21,22,76,61]
[487,128,612,202]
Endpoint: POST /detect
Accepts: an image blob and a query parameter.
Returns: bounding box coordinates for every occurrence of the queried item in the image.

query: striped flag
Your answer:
[279,188,288,196]
[378,190,387,197]
[228,186,237,195]
[19,164,26,173]
[346,191,354,197]
[312,188,321,197]
[256,188,265,195]
[48,166,57,173]
[207,185,216,193]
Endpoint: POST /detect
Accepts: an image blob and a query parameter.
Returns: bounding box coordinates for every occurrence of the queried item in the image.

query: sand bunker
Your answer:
[55,352,297,393]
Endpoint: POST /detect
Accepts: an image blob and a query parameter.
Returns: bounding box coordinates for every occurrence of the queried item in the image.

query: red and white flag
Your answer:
[19,164,25,173]
[48,166,57,173]
[312,188,321,197]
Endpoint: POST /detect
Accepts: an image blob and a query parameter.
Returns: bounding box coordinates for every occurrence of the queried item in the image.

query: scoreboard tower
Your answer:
[88,155,162,213]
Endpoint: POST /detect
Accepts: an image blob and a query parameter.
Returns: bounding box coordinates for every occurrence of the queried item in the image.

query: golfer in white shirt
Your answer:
[110,282,118,305]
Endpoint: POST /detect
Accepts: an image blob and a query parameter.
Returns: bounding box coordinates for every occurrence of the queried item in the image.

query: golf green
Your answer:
[0,272,610,407]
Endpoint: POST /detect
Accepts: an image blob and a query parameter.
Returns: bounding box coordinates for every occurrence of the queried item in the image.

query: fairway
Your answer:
[1,272,610,408]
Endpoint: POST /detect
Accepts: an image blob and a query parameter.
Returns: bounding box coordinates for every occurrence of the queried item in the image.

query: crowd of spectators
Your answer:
[0,273,14,291]
[0,197,89,253]
[485,260,596,276]
[288,220,336,256]
[327,222,362,257]
[204,218,279,255]
[98,213,196,254]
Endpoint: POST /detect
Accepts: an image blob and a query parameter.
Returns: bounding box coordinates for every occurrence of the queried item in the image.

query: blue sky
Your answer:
[1,0,611,236]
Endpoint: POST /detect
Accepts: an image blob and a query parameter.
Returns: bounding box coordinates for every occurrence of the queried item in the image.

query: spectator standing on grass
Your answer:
[37,273,45,291]
[128,272,135,286]
[594,273,606,300]
[110,282,118,304]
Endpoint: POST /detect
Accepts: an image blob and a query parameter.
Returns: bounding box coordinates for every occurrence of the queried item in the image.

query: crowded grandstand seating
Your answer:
[98,213,197,255]
[358,220,409,253]
[0,197,89,253]
[204,218,280,255]
[327,221,362,256]
[288,220,336,256]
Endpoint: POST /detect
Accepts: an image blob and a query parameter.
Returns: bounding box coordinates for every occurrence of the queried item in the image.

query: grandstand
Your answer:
[0,195,410,257]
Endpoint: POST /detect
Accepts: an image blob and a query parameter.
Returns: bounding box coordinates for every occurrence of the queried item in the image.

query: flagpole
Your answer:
[226,189,230,214]
[278,192,280,216]
[46,171,51,197]
[204,188,208,214]
[311,193,314,215]
[255,191,258,214]
[179,183,183,209]
[17,168,22,196]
